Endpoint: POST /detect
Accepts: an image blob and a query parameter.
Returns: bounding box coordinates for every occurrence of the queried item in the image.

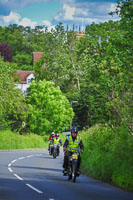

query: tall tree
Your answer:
[0,43,12,62]
[26,79,74,135]
[0,59,27,130]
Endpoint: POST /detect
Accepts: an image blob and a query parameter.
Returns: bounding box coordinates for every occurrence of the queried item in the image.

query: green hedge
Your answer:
[80,125,133,191]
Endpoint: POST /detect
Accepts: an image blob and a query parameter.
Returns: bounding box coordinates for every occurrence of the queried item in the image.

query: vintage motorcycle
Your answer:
[49,141,54,155]
[52,143,60,159]
[67,150,80,182]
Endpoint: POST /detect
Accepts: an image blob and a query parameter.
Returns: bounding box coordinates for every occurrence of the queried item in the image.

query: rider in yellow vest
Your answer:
[53,133,62,155]
[63,126,84,175]
[48,132,55,155]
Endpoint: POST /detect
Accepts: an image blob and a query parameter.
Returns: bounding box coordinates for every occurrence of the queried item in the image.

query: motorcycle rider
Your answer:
[48,132,55,155]
[53,133,62,155]
[63,126,84,175]
[49,132,55,140]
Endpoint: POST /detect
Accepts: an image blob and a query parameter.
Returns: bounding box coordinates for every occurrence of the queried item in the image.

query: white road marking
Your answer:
[14,174,23,180]
[8,167,13,172]
[11,159,17,163]
[26,184,43,194]
[18,157,25,160]
[26,155,33,157]
[8,154,45,195]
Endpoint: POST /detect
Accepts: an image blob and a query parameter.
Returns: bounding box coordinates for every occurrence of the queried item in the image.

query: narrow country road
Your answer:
[0,149,132,200]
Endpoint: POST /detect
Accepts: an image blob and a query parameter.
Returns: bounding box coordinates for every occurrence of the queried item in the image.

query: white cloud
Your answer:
[54,2,119,25]
[55,4,76,21]
[110,3,117,12]
[63,4,75,20]
[42,20,51,27]
[19,17,37,27]
[1,11,37,28]
[0,1,119,30]
[92,2,117,15]
[3,11,20,24]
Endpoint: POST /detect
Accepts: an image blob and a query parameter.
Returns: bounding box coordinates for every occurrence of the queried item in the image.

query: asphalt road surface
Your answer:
[0,149,133,200]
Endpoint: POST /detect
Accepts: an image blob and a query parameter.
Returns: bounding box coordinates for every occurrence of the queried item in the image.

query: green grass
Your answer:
[0,130,47,150]
[0,130,67,150]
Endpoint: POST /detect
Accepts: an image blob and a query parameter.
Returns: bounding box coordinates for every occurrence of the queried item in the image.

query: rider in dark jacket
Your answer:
[63,126,84,175]
[48,132,55,154]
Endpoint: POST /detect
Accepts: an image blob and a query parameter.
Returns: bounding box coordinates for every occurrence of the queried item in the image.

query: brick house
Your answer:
[16,52,44,95]
[16,70,35,96]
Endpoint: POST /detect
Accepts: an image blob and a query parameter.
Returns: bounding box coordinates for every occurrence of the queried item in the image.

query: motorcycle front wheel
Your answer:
[72,161,78,182]
[53,149,57,159]
[67,165,72,180]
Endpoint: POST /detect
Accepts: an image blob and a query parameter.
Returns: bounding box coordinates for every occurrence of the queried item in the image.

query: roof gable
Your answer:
[16,70,35,84]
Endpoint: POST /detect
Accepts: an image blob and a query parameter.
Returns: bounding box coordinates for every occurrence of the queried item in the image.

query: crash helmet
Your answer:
[51,132,55,136]
[56,133,59,137]
[71,126,78,134]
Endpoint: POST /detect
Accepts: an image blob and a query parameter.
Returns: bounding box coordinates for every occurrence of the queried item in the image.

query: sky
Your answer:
[0,0,119,31]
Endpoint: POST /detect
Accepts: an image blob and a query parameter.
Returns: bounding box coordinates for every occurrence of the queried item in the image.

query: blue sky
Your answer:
[0,0,119,31]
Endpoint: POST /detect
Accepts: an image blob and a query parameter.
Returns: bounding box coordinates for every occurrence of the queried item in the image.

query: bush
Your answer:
[81,124,133,191]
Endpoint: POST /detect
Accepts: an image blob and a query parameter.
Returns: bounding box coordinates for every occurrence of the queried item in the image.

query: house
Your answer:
[16,70,35,96]
[15,52,44,96]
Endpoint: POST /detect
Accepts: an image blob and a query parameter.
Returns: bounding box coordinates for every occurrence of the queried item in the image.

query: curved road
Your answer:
[0,149,133,200]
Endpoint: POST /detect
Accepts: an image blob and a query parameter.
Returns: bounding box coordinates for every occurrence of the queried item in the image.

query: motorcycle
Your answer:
[49,141,54,155]
[53,143,59,159]
[67,150,80,182]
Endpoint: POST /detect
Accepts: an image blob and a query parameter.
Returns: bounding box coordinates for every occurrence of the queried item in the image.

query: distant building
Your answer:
[16,52,44,96]
[75,32,85,40]
[67,24,85,40]
[16,70,35,96]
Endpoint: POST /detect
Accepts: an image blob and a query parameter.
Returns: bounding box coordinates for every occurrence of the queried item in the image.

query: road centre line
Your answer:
[26,155,33,157]
[14,173,23,180]
[26,184,43,194]
[11,159,17,163]
[18,157,25,159]
[8,154,44,194]
[8,167,13,173]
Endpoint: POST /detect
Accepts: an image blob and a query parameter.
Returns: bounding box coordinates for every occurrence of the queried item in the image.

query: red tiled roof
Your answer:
[33,52,43,63]
[16,70,35,84]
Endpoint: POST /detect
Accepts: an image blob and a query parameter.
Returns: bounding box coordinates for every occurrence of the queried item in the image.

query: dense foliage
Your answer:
[26,80,74,135]
[0,59,27,130]
[0,0,132,132]
[0,43,12,62]
[81,125,133,191]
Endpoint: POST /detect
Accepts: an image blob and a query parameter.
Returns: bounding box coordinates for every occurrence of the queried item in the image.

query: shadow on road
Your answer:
[12,165,62,172]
